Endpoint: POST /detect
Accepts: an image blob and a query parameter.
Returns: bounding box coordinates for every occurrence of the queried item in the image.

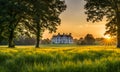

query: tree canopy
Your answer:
[84,0,120,47]
[84,34,95,45]
[0,0,66,48]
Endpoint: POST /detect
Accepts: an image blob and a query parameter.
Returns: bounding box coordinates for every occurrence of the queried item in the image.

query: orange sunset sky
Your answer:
[42,0,107,39]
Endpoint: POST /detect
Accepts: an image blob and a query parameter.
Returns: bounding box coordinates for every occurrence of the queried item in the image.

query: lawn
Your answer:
[0,45,120,72]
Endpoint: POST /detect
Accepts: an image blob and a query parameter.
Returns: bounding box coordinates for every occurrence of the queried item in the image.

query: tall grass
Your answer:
[0,46,120,72]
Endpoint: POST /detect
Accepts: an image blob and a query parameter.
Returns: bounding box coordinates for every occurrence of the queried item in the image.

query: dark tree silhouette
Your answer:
[24,0,66,48]
[84,34,95,45]
[0,0,66,48]
[0,0,29,48]
[84,0,120,48]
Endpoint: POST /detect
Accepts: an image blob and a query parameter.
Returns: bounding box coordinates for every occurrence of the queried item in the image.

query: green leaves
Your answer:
[85,0,113,22]
[84,0,118,36]
[0,0,66,47]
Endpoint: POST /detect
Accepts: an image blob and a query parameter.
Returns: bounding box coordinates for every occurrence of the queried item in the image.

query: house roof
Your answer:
[52,33,73,38]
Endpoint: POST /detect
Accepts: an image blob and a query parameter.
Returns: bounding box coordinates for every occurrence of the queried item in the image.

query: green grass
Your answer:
[0,45,120,72]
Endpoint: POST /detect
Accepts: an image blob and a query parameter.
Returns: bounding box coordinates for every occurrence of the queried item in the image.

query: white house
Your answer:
[51,33,73,44]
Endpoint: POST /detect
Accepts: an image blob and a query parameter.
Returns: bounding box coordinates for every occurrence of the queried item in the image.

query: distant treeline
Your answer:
[75,34,116,46]
[0,34,116,45]
[0,37,35,45]
[0,36,51,45]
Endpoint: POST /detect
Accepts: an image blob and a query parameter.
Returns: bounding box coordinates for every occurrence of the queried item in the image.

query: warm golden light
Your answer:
[102,35,116,46]
[43,0,107,39]
[104,35,111,40]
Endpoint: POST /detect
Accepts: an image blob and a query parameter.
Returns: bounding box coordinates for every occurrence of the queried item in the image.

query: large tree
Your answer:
[0,0,23,47]
[84,0,120,48]
[0,0,66,48]
[0,0,35,47]
[23,0,66,48]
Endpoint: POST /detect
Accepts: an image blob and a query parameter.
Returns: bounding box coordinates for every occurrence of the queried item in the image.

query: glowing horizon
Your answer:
[42,0,107,39]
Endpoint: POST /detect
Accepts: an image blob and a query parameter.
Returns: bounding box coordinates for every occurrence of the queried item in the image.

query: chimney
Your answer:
[69,33,71,36]
[58,33,60,35]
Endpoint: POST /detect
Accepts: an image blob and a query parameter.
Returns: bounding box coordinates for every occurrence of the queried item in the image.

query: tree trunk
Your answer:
[35,31,40,48]
[116,12,120,48]
[8,30,15,48]
[35,23,40,48]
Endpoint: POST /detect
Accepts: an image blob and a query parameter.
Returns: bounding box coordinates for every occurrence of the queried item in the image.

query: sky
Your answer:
[42,0,107,39]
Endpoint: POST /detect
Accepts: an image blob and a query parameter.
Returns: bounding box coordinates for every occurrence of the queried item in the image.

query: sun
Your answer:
[102,35,116,46]
[104,35,111,40]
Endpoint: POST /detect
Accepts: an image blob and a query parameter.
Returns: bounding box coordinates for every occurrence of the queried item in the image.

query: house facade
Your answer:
[51,33,73,44]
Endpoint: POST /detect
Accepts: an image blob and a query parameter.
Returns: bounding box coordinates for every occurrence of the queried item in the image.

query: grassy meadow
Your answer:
[0,45,120,72]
